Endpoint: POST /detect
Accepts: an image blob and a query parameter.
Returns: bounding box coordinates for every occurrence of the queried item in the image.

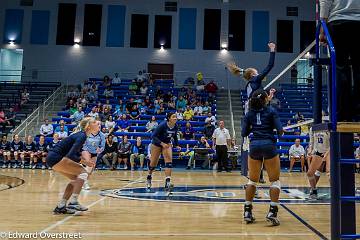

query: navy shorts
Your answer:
[249,140,278,161]
[46,151,63,168]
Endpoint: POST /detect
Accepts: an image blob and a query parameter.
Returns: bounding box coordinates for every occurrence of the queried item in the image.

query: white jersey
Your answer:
[309,128,330,154]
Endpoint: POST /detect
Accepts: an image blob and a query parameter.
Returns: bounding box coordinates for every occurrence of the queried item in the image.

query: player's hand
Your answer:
[319,27,327,46]
[82,158,95,168]
[268,42,276,52]
[96,147,102,154]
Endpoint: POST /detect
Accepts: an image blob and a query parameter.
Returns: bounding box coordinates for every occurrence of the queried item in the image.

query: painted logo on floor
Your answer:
[100,185,334,204]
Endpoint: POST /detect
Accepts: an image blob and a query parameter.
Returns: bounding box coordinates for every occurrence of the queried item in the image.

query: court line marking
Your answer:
[82,232,316,236]
[281,204,329,240]
[40,176,144,233]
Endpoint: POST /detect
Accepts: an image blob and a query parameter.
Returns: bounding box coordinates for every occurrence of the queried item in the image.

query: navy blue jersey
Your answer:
[1,141,10,151]
[196,141,207,148]
[241,106,283,143]
[24,142,36,152]
[151,121,179,146]
[49,131,87,162]
[11,141,23,151]
[245,52,275,99]
[36,142,48,152]
[47,140,59,150]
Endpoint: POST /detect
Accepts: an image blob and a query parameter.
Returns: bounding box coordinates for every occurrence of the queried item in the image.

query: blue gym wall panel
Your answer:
[106,5,126,47]
[30,10,50,45]
[178,8,197,49]
[252,11,269,52]
[3,9,24,44]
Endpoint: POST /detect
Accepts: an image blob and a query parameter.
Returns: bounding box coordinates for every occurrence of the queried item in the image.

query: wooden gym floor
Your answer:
[0,169,359,240]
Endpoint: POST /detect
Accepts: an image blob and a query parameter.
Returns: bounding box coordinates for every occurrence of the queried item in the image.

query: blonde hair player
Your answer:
[46,117,100,214]
[306,127,330,200]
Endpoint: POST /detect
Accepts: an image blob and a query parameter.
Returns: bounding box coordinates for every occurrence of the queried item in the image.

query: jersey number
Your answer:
[256,113,262,125]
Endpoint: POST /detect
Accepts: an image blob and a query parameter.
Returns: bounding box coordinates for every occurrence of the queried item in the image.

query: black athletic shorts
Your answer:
[249,140,278,161]
[46,151,63,168]
[314,151,325,157]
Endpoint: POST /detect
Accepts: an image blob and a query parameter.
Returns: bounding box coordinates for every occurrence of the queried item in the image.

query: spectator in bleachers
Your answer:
[88,107,99,119]
[136,71,146,82]
[101,107,111,122]
[72,106,85,123]
[130,137,146,171]
[40,119,54,137]
[129,105,140,120]
[76,95,87,109]
[184,106,194,121]
[105,116,116,134]
[204,80,218,95]
[144,96,151,107]
[194,102,203,116]
[163,91,173,103]
[56,125,68,140]
[66,99,76,111]
[0,108,6,133]
[154,96,163,106]
[114,99,126,118]
[103,87,114,99]
[202,102,212,115]
[204,121,216,139]
[182,122,195,140]
[146,116,158,132]
[205,112,216,126]
[186,136,212,170]
[54,119,69,134]
[155,104,165,115]
[117,114,130,132]
[155,85,163,98]
[269,94,281,111]
[175,108,184,121]
[103,99,112,111]
[35,135,48,170]
[91,79,99,90]
[10,135,23,168]
[139,102,149,115]
[176,96,187,110]
[126,98,136,113]
[5,107,16,130]
[167,99,176,110]
[47,133,60,150]
[112,73,121,84]
[21,135,36,169]
[148,73,155,86]
[288,138,306,172]
[1,135,11,168]
[67,86,80,99]
[102,135,118,170]
[103,75,111,87]
[196,72,206,91]
[117,135,132,170]
[129,80,138,95]
[86,88,98,103]
[140,83,148,95]
[355,146,360,173]
[20,88,30,106]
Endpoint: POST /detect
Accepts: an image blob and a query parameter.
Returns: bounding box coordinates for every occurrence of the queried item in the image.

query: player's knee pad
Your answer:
[270,180,281,190]
[165,162,173,168]
[315,170,321,177]
[247,179,257,187]
[78,172,89,181]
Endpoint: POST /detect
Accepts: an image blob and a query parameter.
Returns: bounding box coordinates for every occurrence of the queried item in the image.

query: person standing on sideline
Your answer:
[320,0,360,121]
[212,120,231,172]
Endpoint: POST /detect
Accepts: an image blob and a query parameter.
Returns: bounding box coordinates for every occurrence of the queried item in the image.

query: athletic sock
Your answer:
[69,194,79,204]
[245,201,252,206]
[270,201,279,207]
[57,198,67,208]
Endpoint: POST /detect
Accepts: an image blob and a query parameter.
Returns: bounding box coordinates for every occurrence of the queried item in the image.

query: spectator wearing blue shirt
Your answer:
[176,96,187,110]
[241,89,283,226]
[72,106,85,123]
[55,120,69,134]
[117,114,130,132]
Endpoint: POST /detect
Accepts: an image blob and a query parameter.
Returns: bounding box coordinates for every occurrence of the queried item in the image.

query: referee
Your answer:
[212,120,231,172]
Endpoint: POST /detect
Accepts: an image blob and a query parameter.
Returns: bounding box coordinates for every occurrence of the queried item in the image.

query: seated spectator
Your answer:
[112,72,121,84]
[204,121,215,139]
[88,107,99,118]
[103,75,111,87]
[148,73,155,85]
[105,116,116,134]
[204,80,218,95]
[139,82,148,95]
[205,113,216,126]
[202,102,211,115]
[1,135,11,168]
[101,107,111,122]
[102,135,118,170]
[163,91,173,103]
[40,119,54,137]
[10,134,23,168]
[130,137,146,171]
[114,99,126,118]
[20,88,30,105]
[117,114,130,132]
[103,99,112,111]
[0,108,6,133]
[47,133,60,150]
[355,146,360,173]
[35,135,48,169]
[194,102,203,116]
[154,96,163,106]
[85,89,98,103]
[72,106,85,123]
[91,79,99,90]
[186,136,211,169]
[129,80,138,94]
[139,102,148,115]
[144,96,151,107]
[167,99,176,110]
[289,138,306,172]
[56,125,68,140]
[129,105,140,120]
[103,87,114,98]
[195,72,205,91]
[176,108,184,120]
[117,135,132,170]
[146,116,158,132]
[66,99,76,111]
[270,95,281,110]
[155,85,163,98]
[155,104,165,115]
[136,71,146,82]
[183,106,194,121]
[126,98,136,113]
[21,135,36,169]
[182,122,194,140]
[54,119,69,134]
[176,96,187,110]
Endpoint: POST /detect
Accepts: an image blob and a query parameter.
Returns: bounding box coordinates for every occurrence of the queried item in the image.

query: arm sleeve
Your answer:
[241,115,251,137]
[319,0,333,19]
[65,134,86,161]
[255,52,275,82]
